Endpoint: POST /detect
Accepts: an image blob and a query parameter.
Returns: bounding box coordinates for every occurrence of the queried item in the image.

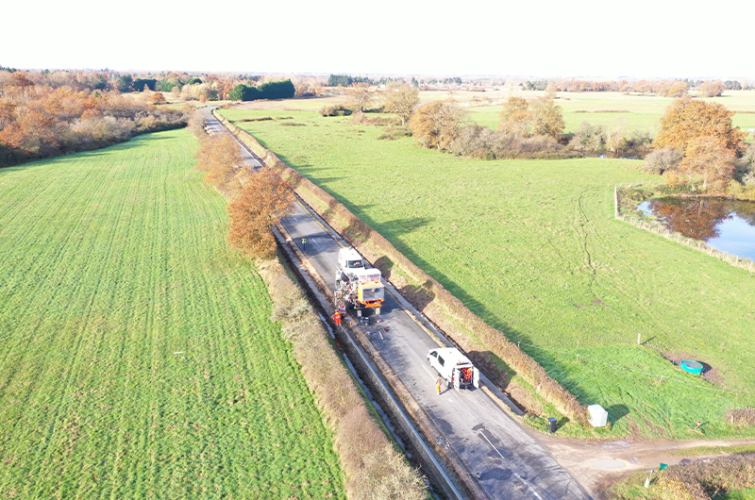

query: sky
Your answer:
[3,0,754,79]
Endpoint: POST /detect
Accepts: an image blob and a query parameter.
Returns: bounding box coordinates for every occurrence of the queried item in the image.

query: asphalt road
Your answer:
[202,107,263,169]
[208,109,592,500]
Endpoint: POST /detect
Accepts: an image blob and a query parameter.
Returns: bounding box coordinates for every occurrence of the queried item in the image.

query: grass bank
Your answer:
[0,129,346,498]
[608,454,755,500]
[219,107,755,439]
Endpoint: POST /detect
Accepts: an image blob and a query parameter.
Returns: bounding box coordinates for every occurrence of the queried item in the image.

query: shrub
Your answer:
[735,144,755,184]
[568,122,607,153]
[644,147,683,175]
[452,125,568,159]
[319,104,352,117]
[727,407,755,426]
[378,127,412,140]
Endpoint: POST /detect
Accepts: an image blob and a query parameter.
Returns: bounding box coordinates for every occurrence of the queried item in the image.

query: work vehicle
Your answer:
[335,247,385,316]
[427,347,480,390]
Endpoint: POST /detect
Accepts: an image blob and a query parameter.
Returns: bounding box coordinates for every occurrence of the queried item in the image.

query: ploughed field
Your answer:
[0,129,345,499]
[221,107,755,439]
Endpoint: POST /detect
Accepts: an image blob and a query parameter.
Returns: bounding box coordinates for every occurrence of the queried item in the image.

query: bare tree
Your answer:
[382,82,419,127]
[346,83,374,112]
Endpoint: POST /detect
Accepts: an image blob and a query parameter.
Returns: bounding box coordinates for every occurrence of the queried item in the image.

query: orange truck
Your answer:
[335,247,385,316]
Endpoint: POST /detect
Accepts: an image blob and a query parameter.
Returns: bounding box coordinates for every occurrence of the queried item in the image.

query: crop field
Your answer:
[0,129,345,499]
[221,107,755,439]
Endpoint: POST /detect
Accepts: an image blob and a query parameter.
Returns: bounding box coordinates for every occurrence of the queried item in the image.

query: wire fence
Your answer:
[615,184,755,273]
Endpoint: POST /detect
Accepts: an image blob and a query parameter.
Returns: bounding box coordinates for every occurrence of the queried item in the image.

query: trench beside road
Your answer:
[206,109,592,500]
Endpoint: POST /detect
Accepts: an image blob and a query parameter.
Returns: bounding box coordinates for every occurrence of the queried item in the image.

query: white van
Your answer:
[427,347,480,390]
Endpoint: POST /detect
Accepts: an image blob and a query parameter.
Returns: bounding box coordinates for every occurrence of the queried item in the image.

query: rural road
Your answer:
[205,109,592,500]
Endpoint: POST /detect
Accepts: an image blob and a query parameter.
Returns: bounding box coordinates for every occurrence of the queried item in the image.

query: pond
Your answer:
[638,197,755,261]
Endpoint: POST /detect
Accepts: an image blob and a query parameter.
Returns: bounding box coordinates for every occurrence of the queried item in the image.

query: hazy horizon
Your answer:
[4,0,754,80]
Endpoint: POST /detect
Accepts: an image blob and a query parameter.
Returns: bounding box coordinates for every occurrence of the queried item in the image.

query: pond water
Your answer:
[638,198,755,261]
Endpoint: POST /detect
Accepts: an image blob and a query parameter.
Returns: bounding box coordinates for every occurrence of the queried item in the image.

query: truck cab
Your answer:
[427,347,480,390]
[338,247,364,271]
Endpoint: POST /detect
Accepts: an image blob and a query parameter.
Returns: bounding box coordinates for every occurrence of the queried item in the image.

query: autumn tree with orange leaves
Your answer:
[497,97,564,139]
[655,97,746,154]
[679,136,737,193]
[653,97,746,192]
[699,80,725,97]
[228,169,294,258]
[194,134,243,187]
[410,100,466,151]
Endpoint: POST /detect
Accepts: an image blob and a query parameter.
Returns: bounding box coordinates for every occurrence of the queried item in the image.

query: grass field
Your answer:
[234,89,755,137]
[0,129,345,498]
[220,106,755,439]
[465,90,755,135]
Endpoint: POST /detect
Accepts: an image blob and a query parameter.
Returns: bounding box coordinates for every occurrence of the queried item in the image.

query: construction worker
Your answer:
[301,237,306,250]
[331,310,342,328]
[435,375,443,396]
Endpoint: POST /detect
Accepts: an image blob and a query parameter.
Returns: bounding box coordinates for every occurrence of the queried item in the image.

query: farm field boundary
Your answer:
[215,108,589,426]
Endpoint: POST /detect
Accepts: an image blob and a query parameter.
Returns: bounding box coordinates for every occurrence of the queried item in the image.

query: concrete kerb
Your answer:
[273,224,471,500]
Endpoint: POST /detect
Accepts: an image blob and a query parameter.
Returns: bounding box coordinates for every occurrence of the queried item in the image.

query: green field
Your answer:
[465,90,755,135]
[220,107,755,439]
[0,129,345,498]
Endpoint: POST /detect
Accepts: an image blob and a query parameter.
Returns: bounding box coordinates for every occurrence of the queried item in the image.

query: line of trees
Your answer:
[541,78,753,96]
[192,118,295,258]
[229,79,296,102]
[0,75,187,167]
[408,96,573,159]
